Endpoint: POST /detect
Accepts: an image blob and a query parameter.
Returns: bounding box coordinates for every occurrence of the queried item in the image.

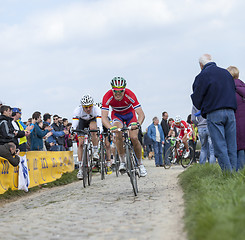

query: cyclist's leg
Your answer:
[89,120,99,159]
[89,119,99,147]
[111,112,125,162]
[182,135,189,150]
[129,129,142,163]
[78,137,84,163]
[113,121,124,159]
[77,118,86,179]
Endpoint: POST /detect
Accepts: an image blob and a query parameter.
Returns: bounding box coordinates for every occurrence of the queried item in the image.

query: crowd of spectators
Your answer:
[141,54,245,173]
[0,102,73,167]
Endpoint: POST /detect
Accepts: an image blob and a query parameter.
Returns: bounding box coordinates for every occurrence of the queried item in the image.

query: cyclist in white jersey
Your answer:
[72,94,102,179]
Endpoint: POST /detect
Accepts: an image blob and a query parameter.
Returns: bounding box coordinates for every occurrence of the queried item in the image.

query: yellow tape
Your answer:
[0,151,74,194]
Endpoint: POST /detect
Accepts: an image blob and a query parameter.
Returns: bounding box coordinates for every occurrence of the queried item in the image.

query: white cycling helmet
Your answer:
[174,115,181,123]
[110,77,127,88]
[80,94,94,106]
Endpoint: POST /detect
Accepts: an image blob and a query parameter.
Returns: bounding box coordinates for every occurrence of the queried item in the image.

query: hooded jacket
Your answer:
[0,115,16,145]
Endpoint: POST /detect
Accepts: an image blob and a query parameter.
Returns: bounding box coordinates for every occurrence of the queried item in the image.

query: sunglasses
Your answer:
[83,104,93,108]
[53,118,58,120]
[113,89,125,93]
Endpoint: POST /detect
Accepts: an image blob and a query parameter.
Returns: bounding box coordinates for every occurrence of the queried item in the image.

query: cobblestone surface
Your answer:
[0,159,187,240]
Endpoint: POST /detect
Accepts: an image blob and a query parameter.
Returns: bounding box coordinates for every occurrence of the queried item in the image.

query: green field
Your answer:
[179,164,245,240]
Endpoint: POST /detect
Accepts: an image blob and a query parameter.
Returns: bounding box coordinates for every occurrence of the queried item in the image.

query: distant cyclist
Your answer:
[101,77,147,177]
[168,115,192,161]
[72,94,102,179]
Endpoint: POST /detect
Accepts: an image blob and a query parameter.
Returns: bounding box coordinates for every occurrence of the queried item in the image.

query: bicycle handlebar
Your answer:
[72,129,100,134]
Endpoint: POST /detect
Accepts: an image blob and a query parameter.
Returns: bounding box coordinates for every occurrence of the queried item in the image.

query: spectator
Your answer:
[30,111,51,151]
[161,111,170,160]
[143,128,153,159]
[0,105,18,146]
[52,115,66,151]
[148,117,165,167]
[168,118,178,137]
[64,123,73,151]
[12,108,32,152]
[43,113,67,151]
[191,106,216,165]
[187,114,198,163]
[227,66,245,170]
[191,54,237,172]
[58,116,63,127]
[0,142,20,167]
[0,100,3,107]
[63,118,68,127]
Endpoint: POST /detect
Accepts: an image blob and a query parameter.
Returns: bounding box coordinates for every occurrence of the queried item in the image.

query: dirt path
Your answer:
[0,159,187,240]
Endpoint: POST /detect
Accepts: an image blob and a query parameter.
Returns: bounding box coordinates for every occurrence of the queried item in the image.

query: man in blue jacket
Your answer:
[191,54,237,172]
[30,112,51,151]
[147,117,165,167]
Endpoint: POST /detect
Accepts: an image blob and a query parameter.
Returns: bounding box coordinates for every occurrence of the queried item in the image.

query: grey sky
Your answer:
[1,0,245,130]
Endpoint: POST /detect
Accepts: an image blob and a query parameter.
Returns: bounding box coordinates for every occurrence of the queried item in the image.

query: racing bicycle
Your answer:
[164,137,194,168]
[73,129,100,187]
[116,124,140,196]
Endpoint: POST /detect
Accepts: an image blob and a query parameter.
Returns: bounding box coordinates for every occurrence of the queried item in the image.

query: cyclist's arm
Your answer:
[101,110,111,129]
[135,107,145,125]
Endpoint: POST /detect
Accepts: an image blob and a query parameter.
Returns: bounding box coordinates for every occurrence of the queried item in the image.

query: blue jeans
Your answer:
[207,109,237,172]
[198,127,216,164]
[237,150,245,170]
[153,141,163,166]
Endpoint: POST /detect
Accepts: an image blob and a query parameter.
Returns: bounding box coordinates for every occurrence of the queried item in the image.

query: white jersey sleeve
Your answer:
[72,106,81,130]
[93,106,102,132]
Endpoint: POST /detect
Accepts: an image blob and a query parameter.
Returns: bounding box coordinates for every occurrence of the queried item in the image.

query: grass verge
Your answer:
[0,169,79,202]
[179,164,245,240]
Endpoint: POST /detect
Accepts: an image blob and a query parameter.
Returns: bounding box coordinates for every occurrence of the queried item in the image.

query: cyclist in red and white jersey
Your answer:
[72,94,102,179]
[168,115,192,159]
[101,77,147,177]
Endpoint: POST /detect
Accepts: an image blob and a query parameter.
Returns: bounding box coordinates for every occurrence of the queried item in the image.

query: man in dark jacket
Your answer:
[191,54,237,172]
[51,115,66,151]
[0,105,25,146]
[161,111,170,159]
[0,142,20,167]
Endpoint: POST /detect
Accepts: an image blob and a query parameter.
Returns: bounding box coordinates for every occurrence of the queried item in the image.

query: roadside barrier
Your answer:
[0,151,74,194]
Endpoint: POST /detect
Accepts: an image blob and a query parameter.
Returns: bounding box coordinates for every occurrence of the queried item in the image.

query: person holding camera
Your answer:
[0,142,20,167]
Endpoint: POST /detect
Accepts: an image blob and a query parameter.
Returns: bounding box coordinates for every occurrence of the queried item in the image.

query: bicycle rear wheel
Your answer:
[115,149,120,177]
[181,146,194,168]
[126,146,138,196]
[99,142,105,180]
[164,146,174,169]
[82,145,88,188]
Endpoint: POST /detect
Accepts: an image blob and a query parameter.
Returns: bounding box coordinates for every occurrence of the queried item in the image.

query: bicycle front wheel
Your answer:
[88,149,93,186]
[82,145,88,188]
[164,146,175,169]
[181,146,194,168]
[126,146,138,196]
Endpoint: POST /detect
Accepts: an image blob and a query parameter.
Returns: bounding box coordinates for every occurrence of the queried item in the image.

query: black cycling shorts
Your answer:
[77,118,96,135]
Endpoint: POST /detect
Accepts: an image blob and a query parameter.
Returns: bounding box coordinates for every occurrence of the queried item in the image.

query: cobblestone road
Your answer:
[0,159,187,240]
